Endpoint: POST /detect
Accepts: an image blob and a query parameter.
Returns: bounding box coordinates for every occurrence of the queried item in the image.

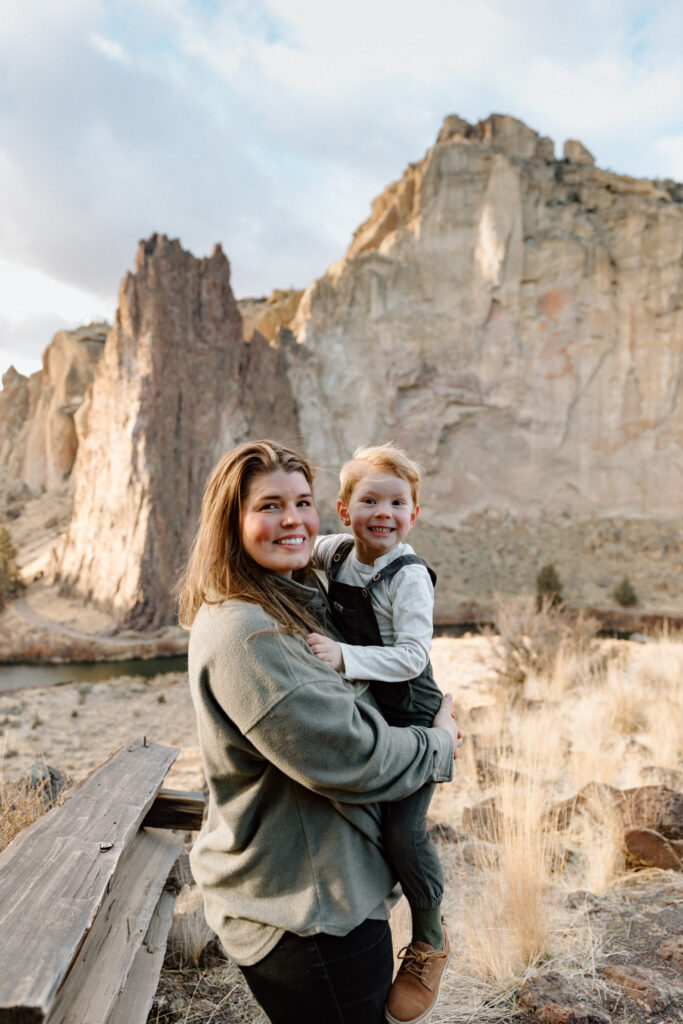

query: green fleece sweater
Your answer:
[188,576,453,966]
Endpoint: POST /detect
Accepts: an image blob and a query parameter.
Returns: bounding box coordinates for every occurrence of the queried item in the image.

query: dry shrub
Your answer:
[166,885,214,967]
[0,768,47,853]
[487,593,600,692]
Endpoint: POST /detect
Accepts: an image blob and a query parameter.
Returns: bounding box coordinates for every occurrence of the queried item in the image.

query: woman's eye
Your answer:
[260,502,278,510]
[297,500,311,507]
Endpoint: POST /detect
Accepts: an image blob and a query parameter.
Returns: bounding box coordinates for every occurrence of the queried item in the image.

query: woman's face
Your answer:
[240,469,318,577]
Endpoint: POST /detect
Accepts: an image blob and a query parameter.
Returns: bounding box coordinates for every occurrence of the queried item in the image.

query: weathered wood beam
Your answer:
[0,739,178,1023]
[44,829,181,1024]
[142,789,206,831]
[105,889,177,1024]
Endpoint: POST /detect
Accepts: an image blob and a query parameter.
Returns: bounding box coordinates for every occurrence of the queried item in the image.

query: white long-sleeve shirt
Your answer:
[314,534,434,683]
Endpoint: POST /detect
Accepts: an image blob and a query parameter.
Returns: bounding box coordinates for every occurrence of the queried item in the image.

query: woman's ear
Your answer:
[336,499,351,526]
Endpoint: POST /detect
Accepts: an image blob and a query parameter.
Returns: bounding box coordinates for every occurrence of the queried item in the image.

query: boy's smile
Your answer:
[337,470,418,566]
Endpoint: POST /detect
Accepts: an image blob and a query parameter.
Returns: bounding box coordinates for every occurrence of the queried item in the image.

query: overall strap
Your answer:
[327,537,355,580]
[366,554,437,591]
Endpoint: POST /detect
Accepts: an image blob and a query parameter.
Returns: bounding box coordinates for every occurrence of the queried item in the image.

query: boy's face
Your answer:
[337,469,418,565]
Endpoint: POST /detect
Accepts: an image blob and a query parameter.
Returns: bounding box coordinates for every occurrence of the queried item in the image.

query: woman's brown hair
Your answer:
[175,440,320,634]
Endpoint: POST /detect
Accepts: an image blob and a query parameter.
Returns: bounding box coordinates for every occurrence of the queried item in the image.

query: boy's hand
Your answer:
[306,633,344,671]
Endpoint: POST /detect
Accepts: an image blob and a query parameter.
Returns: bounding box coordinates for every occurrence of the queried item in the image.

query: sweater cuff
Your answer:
[429,726,454,782]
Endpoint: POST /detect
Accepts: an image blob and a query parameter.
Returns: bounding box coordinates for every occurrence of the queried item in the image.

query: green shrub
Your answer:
[535,563,563,611]
[0,526,24,610]
[613,576,638,607]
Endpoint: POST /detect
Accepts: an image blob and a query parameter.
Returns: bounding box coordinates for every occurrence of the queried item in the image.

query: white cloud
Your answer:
[89,31,129,63]
[0,0,681,376]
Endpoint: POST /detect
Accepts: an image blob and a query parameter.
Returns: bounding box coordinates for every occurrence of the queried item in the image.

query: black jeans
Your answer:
[240,918,394,1023]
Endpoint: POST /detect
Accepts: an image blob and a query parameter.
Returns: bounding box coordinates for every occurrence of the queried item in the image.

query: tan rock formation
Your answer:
[564,139,595,166]
[239,288,303,344]
[22,324,107,491]
[286,113,683,550]
[0,325,107,491]
[0,367,31,479]
[56,234,299,628]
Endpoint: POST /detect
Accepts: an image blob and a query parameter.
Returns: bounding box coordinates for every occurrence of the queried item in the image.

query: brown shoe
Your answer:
[384,927,450,1024]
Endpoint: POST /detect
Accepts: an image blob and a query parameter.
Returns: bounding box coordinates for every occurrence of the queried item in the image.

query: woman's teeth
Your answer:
[276,538,304,546]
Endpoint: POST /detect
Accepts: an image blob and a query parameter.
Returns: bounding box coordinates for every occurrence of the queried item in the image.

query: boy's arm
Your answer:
[339,564,434,682]
[312,533,347,572]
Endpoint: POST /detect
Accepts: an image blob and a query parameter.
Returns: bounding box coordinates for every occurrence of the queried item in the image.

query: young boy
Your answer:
[307,442,451,1024]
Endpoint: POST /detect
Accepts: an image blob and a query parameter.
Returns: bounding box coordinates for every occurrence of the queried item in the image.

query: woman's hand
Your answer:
[432,694,463,760]
[307,633,344,672]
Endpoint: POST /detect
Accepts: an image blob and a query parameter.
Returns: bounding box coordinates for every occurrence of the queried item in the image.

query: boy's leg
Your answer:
[382,783,444,949]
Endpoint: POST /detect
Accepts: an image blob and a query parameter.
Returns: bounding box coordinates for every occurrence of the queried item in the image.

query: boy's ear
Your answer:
[336,499,351,526]
[409,504,420,528]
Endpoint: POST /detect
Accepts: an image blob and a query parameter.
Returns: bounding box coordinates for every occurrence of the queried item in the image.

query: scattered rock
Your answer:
[517,973,611,1023]
[657,934,683,971]
[26,762,68,807]
[461,796,505,840]
[624,828,682,870]
[601,963,683,1014]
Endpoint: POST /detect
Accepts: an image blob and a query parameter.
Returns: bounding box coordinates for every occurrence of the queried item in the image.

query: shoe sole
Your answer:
[383,951,451,1024]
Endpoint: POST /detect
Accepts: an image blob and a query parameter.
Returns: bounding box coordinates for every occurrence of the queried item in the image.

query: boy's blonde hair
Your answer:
[338,442,421,507]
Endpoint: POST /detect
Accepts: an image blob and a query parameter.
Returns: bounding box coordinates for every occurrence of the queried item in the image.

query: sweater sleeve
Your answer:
[339,563,434,682]
[204,611,453,803]
[312,532,348,572]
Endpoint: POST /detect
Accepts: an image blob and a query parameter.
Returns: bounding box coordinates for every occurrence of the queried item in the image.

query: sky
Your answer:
[1,0,682,378]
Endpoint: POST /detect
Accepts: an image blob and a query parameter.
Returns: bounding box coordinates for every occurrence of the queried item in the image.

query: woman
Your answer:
[176,440,459,1024]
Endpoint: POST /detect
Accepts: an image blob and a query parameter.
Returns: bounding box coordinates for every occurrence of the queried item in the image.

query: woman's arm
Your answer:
[195,604,454,805]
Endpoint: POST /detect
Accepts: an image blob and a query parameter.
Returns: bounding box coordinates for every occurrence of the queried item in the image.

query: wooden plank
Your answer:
[142,789,206,831]
[0,740,179,1023]
[44,829,181,1024]
[105,889,177,1024]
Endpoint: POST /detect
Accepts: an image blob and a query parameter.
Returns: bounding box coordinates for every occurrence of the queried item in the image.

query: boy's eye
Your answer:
[297,499,311,507]
[362,498,375,504]
[393,499,406,506]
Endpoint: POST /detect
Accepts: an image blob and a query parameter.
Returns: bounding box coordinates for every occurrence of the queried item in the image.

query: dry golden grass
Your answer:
[425,612,683,1022]
[0,760,48,853]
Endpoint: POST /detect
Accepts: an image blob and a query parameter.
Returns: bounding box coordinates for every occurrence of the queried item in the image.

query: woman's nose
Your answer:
[282,505,301,525]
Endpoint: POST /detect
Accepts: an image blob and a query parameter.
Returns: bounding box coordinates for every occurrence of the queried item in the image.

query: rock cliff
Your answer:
[56,234,298,628]
[288,113,682,530]
[2,113,682,627]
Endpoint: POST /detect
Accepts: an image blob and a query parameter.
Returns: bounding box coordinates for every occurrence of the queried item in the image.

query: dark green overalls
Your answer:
[327,538,443,727]
[325,538,444,909]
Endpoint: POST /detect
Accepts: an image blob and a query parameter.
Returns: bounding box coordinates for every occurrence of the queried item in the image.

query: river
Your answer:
[0,655,188,693]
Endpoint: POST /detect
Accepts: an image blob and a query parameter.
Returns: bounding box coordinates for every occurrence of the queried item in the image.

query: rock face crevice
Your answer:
[56,234,298,628]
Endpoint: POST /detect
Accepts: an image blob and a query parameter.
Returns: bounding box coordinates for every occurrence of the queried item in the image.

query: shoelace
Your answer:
[396,944,448,979]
